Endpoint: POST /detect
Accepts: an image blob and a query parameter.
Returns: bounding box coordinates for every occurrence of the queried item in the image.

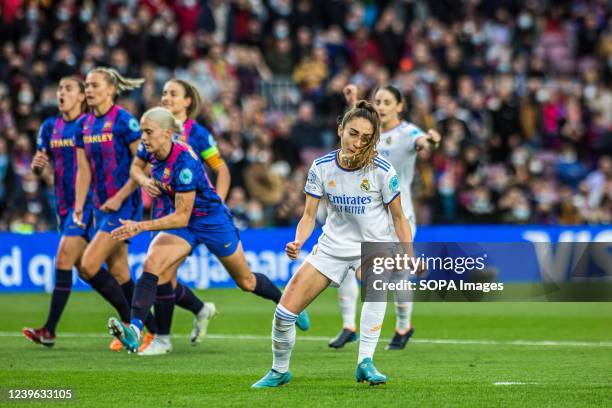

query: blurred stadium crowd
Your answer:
[0,0,610,232]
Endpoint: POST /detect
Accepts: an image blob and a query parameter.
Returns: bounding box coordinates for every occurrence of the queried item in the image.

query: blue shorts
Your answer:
[58,206,96,241]
[95,197,143,234]
[165,210,240,257]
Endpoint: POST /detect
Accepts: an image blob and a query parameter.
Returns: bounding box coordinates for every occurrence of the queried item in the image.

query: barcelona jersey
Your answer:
[37,114,90,216]
[75,105,141,208]
[137,141,226,223]
[177,119,221,166]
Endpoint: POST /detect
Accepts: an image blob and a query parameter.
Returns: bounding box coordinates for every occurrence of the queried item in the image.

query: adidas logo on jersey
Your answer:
[328,180,336,188]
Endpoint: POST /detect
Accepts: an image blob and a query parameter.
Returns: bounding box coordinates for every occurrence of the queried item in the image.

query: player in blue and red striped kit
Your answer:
[22,76,95,347]
[73,67,156,351]
[138,79,233,348]
[107,108,309,354]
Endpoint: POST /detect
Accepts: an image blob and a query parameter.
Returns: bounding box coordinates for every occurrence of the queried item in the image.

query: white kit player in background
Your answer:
[252,101,414,388]
[329,84,441,350]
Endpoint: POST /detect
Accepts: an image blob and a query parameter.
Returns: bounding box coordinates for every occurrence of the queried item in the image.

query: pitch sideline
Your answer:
[2,331,611,348]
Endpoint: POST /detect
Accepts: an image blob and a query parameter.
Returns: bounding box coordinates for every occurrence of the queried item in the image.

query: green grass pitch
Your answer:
[0,288,610,407]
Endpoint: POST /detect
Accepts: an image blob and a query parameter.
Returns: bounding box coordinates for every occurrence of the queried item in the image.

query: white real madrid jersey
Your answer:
[304,150,401,258]
[376,121,426,218]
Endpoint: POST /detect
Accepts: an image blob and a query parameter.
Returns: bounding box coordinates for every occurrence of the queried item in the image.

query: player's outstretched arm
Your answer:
[73,147,91,227]
[110,190,195,240]
[130,156,160,197]
[286,195,319,260]
[415,129,441,151]
[343,84,358,108]
[142,190,195,230]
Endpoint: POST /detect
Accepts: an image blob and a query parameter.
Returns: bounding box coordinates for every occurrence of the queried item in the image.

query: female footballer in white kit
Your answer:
[329,84,441,350]
[252,101,414,388]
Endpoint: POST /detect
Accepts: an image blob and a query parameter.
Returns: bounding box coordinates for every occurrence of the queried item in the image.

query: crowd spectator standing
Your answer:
[0,0,610,232]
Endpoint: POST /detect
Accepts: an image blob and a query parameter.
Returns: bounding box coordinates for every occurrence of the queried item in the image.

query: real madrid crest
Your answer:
[360,178,370,192]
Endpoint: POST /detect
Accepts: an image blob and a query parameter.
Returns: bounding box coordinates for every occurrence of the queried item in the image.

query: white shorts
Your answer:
[305,245,361,288]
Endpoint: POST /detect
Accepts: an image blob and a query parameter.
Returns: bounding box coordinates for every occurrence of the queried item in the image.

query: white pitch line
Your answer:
[2,331,612,348]
[493,382,536,386]
[410,338,612,347]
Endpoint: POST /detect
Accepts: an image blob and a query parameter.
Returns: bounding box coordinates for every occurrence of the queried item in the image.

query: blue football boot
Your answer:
[355,357,387,385]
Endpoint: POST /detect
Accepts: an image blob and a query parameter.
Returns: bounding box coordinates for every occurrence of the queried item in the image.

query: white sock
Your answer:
[358,301,387,363]
[199,302,213,318]
[394,278,414,334]
[155,334,171,345]
[392,269,414,332]
[196,304,206,317]
[271,304,297,373]
[394,301,413,333]
[337,275,358,330]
